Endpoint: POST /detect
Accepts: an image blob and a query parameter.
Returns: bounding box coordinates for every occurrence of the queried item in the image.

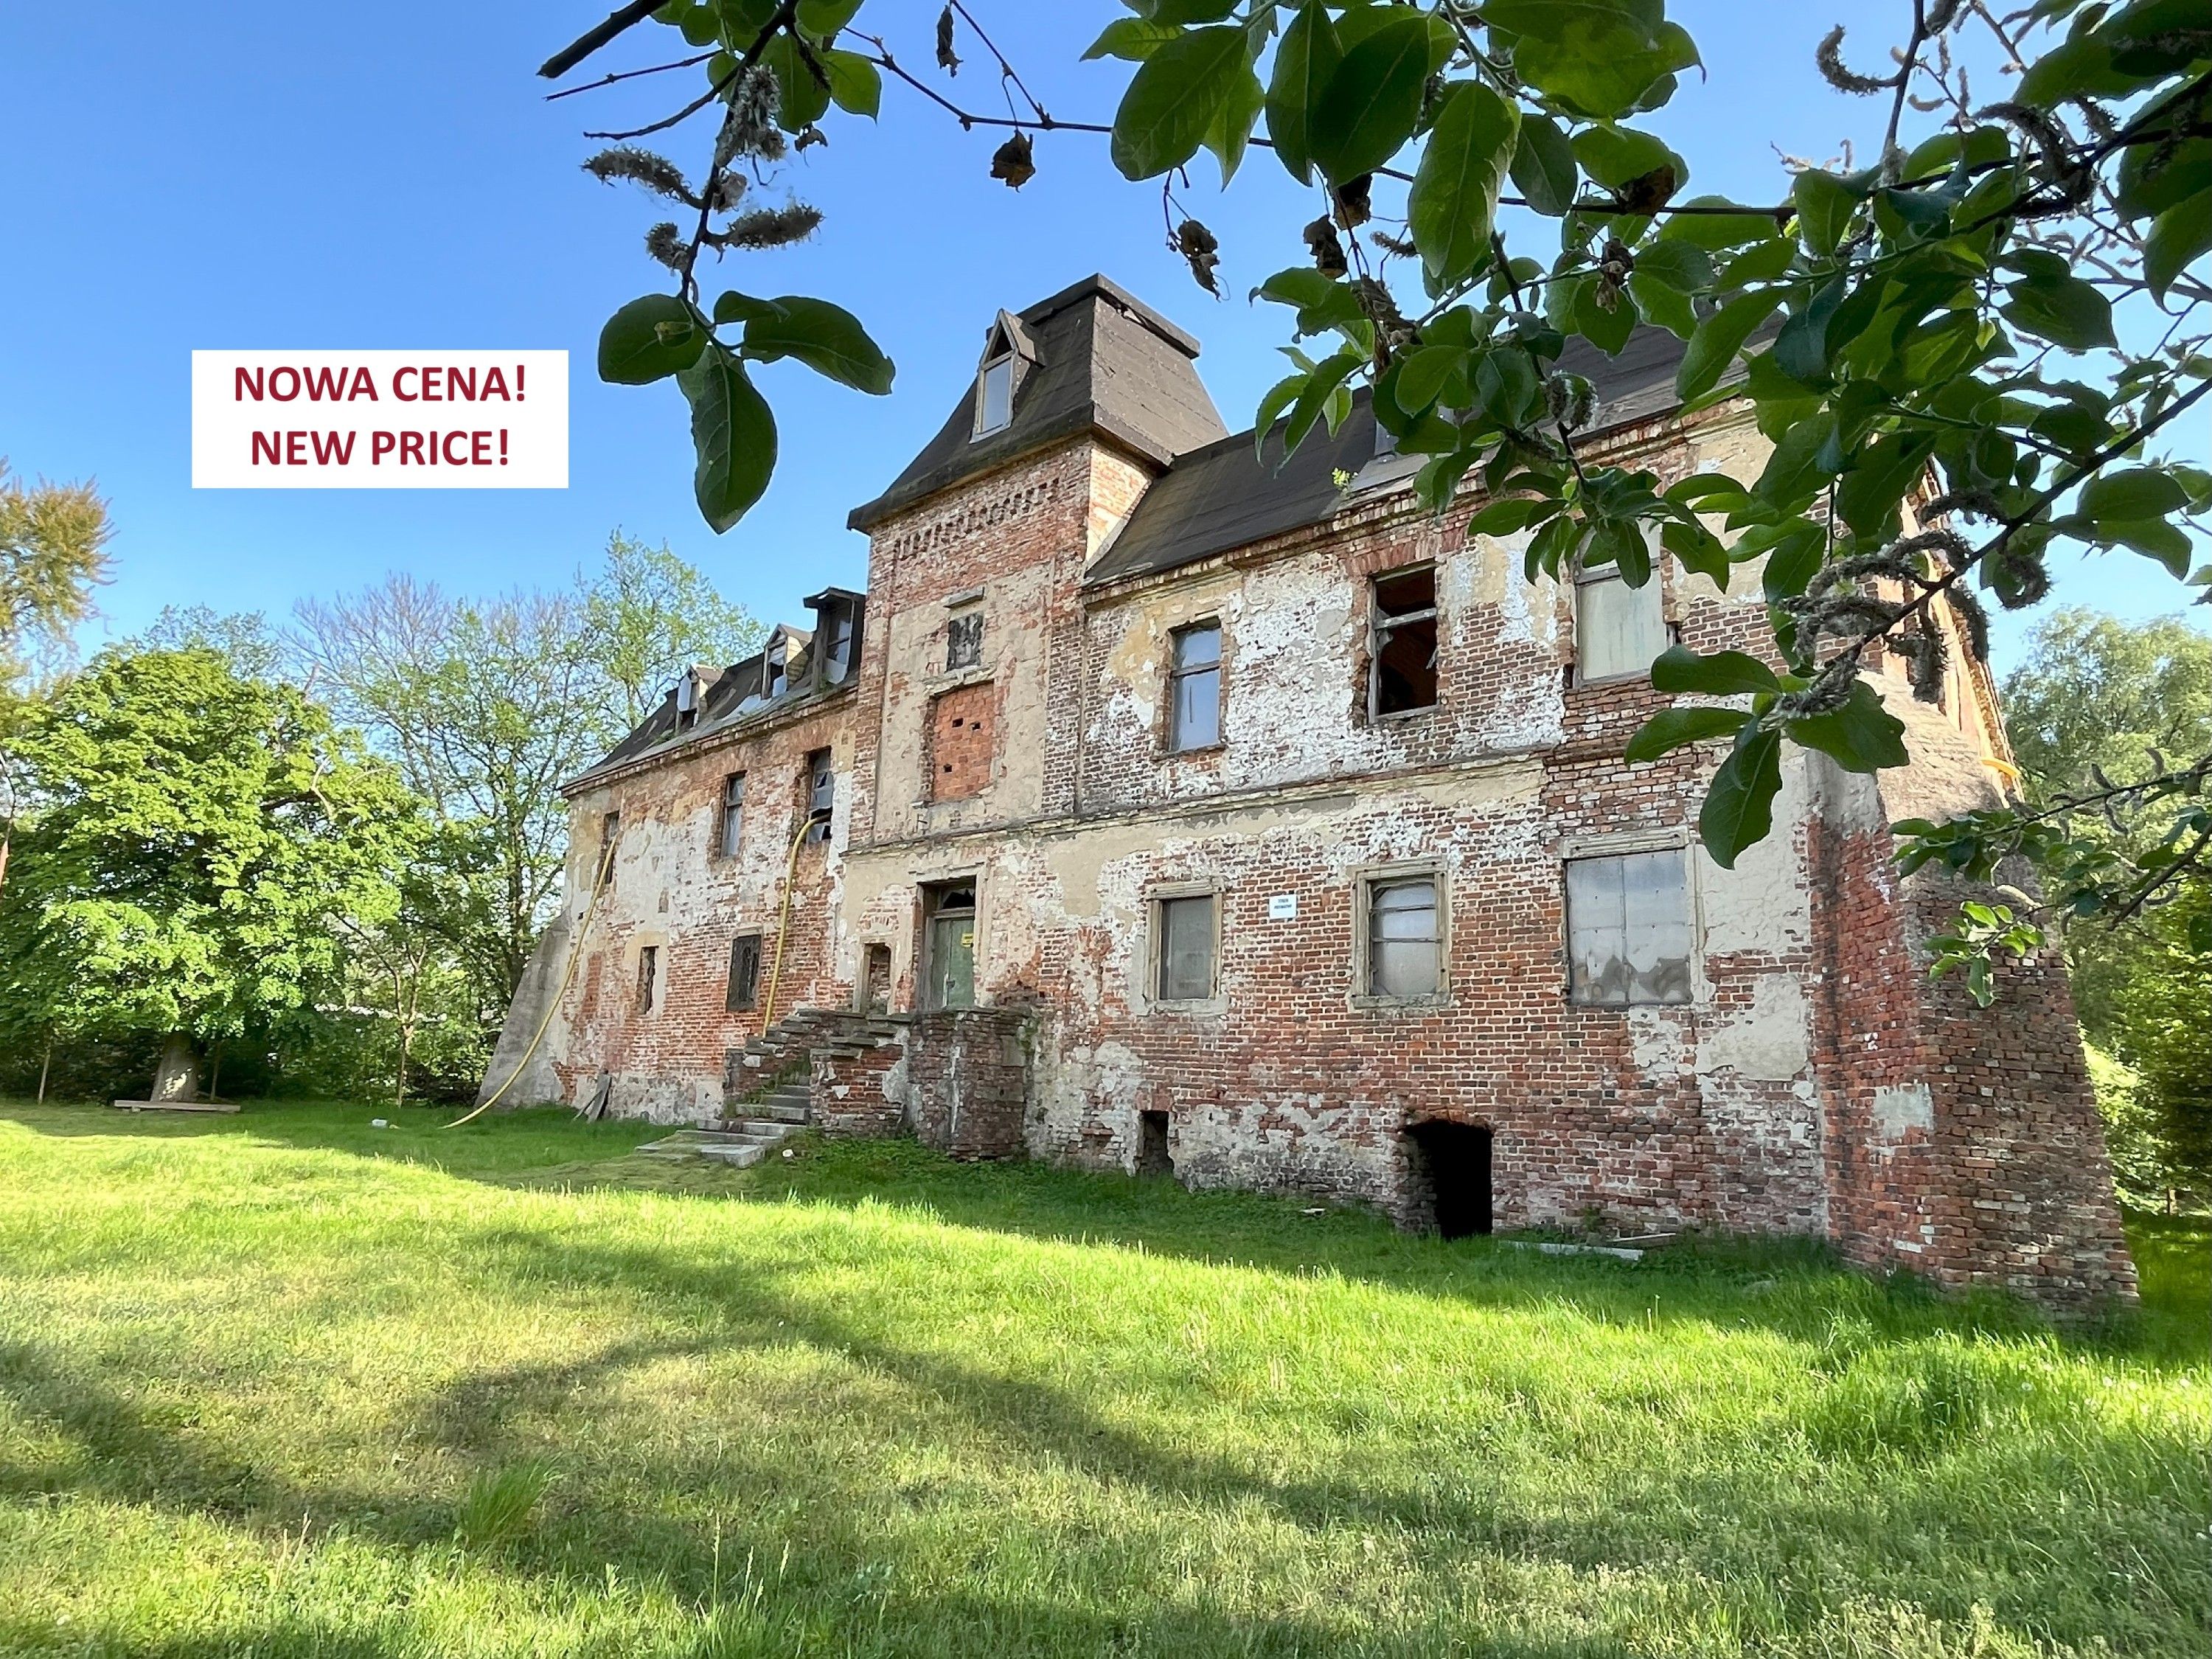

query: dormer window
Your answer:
[971,310,1036,441]
[976,352,1014,437]
[764,633,790,699]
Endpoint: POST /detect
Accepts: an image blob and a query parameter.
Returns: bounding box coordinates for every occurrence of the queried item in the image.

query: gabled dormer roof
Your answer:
[848,274,1227,532]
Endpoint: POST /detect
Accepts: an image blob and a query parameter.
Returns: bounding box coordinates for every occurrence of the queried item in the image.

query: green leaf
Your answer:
[1788,680,1907,773]
[1567,276,1638,356]
[1253,370,1306,460]
[737,296,893,394]
[1652,644,1781,696]
[598,294,706,386]
[1792,168,1858,257]
[1571,126,1676,191]
[1407,83,1519,288]
[1310,15,1431,184]
[2144,191,2212,303]
[759,30,831,131]
[1202,60,1266,184]
[1466,495,1555,538]
[678,345,776,533]
[1773,279,1848,386]
[2098,517,2194,574]
[1082,18,1184,61]
[2000,269,2115,351]
[1498,5,1698,121]
[1263,0,1340,185]
[793,0,861,33]
[817,47,880,117]
[1110,26,1248,180]
[1394,344,1464,413]
[712,290,779,326]
[1625,706,1750,764]
[1677,292,1782,400]
[1509,114,1578,217]
[1835,431,1935,539]
[1657,195,1782,251]
[1700,724,1784,869]
[2079,467,2190,524]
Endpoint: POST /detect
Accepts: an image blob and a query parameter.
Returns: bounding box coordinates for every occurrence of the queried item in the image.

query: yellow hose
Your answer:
[447,838,615,1128]
[759,812,824,1032]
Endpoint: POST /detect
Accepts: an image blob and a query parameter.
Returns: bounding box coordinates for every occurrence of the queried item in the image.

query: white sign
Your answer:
[191,349,568,488]
[1267,893,1298,920]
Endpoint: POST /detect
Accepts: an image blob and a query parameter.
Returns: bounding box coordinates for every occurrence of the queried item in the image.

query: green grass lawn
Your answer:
[0,1101,2204,1658]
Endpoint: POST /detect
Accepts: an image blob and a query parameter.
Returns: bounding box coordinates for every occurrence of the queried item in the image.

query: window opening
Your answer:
[803,749,834,844]
[1366,875,1441,999]
[1566,848,1694,1005]
[946,609,984,672]
[597,812,620,888]
[1371,567,1439,715]
[726,933,762,1012]
[976,353,1014,436]
[1155,894,1216,1002]
[1574,563,1668,683]
[636,945,658,1013]
[719,772,745,858]
[1167,622,1222,751]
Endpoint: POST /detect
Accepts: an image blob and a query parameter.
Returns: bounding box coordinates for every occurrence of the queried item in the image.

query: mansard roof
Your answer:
[1085,323,1695,589]
[846,274,1228,532]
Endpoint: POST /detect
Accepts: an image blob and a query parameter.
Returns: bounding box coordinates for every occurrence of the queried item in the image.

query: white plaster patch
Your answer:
[1625,1007,1691,1077]
[1696,975,1811,1082]
[1872,1082,1934,1141]
[1699,752,1812,953]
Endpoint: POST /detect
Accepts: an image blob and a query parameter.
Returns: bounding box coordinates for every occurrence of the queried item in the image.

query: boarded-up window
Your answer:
[1566,849,1693,1005]
[636,945,658,1012]
[1155,894,1216,1001]
[929,681,995,801]
[1575,566,1667,682]
[1371,567,1439,716]
[718,773,745,858]
[1167,622,1221,751]
[1366,876,1441,998]
[946,608,984,670]
[726,933,762,1012]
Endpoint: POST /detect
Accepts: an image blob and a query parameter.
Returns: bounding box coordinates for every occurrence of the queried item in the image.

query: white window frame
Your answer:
[717,771,745,859]
[1147,883,1225,1013]
[975,352,1015,438]
[1351,860,1449,1009]
[1368,565,1441,720]
[1559,827,1704,1007]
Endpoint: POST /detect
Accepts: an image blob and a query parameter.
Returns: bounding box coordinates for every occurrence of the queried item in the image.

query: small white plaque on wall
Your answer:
[1267,893,1298,920]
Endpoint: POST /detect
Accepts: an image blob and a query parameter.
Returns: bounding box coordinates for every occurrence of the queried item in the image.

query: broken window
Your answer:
[1166,622,1221,751]
[976,352,1015,437]
[1155,893,1216,1002]
[1575,563,1667,683]
[636,945,658,1013]
[597,811,620,889]
[822,608,857,685]
[726,933,762,1012]
[718,772,745,858]
[803,749,834,845]
[922,882,978,1010]
[1371,567,1439,716]
[946,608,984,671]
[1566,848,1693,1006]
[1364,874,1441,1000]
[765,635,790,700]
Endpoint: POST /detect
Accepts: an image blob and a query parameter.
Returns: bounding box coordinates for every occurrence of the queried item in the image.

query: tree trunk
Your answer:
[150,1032,201,1103]
[36,1040,51,1104]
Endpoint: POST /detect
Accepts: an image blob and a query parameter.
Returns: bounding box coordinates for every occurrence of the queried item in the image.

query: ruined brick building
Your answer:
[484,274,2135,1308]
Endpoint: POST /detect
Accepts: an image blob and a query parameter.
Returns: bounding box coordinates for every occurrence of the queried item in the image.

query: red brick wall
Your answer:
[927,681,996,801]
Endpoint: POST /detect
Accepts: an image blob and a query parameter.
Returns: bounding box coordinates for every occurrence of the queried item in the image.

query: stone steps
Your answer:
[634,1121,804,1169]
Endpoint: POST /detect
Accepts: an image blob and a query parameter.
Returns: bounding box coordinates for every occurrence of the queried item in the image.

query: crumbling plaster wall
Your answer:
[543,695,858,1124]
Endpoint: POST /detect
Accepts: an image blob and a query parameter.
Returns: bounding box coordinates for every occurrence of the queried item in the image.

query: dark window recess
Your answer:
[1155,894,1216,1001]
[1371,567,1439,716]
[1407,1121,1493,1239]
[726,933,762,1012]
[597,812,620,888]
[636,945,658,1013]
[946,610,984,671]
[860,942,892,1013]
[1137,1109,1174,1178]
[1167,622,1221,751]
[803,749,835,844]
[764,636,790,700]
[718,773,745,858]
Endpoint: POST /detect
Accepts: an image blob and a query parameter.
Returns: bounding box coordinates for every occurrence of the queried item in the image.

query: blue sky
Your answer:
[2,1,2203,673]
